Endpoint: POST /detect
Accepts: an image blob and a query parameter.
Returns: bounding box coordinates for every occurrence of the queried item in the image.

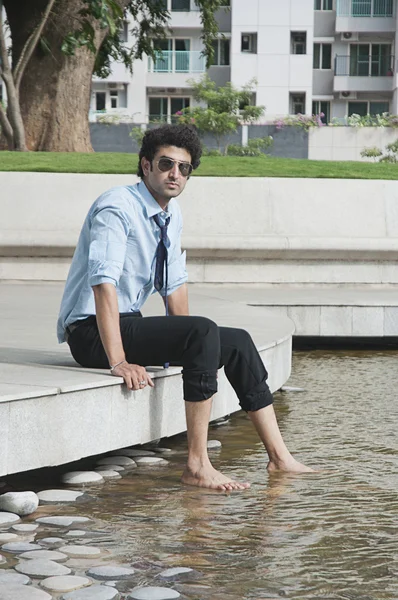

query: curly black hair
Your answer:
[137,124,202,178]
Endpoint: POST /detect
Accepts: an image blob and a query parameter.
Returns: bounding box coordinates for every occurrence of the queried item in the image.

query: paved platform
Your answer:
[189,284,398,337]
[0,282,293,477]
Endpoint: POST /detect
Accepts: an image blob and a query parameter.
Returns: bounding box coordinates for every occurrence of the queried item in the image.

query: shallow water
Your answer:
[3,350,398,599]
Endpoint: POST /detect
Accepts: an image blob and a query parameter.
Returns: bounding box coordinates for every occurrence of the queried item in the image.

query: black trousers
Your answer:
[67,313,273,412]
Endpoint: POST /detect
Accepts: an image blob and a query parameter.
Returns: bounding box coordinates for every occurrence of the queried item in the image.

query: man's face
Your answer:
[141,145,192,205]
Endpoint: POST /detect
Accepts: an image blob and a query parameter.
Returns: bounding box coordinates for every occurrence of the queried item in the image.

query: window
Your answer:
[110,90,118,109]
[349,44,392,76]
[290,93,306,114]
[348,101,389,116]
[314,0,333,8]
[291,32,307,55]
[313,43,332,69]
[241,33,257,54]
[96,92,106,111]
[152,38,191,72]
[0,84,2,102]
[171,97,190,122]
[370,101,389,114]
[211,39,230,66]
[312,100,330,123]
[149,96,190,122]
[171,0,190,11]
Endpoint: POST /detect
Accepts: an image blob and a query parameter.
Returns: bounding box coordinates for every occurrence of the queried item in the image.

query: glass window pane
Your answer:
[313,43,321,69]
[220,39,230,65]
[352,0,371,15]
[312,100,319,114]
[348,101,368,117]
[96,92,106,111]
[323,0,333,8]
[210,40,218,65]
[314,0,321,8]
[370,101,389,115]
[320,101,330,123]
[322,44,332,69]
[171,0,190,11]
[149,97,167,121]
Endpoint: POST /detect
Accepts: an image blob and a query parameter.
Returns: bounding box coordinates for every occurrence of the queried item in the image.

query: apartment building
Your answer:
[90,0,398,123]
[2,1,394,124]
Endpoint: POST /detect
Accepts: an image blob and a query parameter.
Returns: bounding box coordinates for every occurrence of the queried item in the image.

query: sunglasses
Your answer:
[156,156,193,177]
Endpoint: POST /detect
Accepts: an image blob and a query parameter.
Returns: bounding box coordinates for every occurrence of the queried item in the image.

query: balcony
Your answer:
[167,0,201,28]
[148,51,206,73]
[336,0,396,32]
[147,50,206,87]
[334,54,395,92]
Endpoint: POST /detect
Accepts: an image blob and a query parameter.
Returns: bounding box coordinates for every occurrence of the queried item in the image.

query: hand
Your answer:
[112,361,154,391]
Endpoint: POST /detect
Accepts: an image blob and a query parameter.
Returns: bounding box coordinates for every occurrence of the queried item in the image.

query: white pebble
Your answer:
[62,472,104,485]
[95,465,124,472]
[18,549,68,562]
[134,457,168,465]
[0,584,52,599]
[207,440,222,449]
[61,585,119,599]
[38,490,84,504]
[0,512,20,526]
[58,545,101,558]
[128,587,180,599]
[36,516,91,527]
[15,559,72,578]
[0,492,39,516]
[12,524,39,532]
[0,533,18,543]
[97,456,136,467]
[65,530,87,538]
[40,575,92,592]
[94,470,121,480]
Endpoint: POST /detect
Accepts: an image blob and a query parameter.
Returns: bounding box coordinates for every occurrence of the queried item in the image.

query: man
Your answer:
[57,124,312,491]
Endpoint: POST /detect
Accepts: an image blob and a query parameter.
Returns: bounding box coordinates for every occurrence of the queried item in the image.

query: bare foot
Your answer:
[181,464,250,491]
[267,457,314,474]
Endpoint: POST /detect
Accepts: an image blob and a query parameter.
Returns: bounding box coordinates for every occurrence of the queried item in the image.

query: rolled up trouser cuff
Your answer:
[182,369,218,401]
[239,381,274,412]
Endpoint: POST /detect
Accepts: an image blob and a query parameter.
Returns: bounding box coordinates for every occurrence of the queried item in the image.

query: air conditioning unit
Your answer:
[166,88,177,93]
[108,82,124,90]
[339,91,357,99]
[341,32,359,41]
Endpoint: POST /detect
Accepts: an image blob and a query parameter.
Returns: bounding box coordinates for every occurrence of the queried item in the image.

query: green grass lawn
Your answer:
[1,151,398,179]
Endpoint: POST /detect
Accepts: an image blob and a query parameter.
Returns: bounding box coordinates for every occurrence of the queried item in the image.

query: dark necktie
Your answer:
[153,213,171,368]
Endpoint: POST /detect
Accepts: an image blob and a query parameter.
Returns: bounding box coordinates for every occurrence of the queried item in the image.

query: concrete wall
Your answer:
[309,126,398,161]
[2,173,398,285]
[231,0,314,118]
[90,123,308,158]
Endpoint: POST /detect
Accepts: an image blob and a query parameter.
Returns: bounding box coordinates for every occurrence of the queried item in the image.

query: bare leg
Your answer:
[248,404,314,473]
[181,397,250,491]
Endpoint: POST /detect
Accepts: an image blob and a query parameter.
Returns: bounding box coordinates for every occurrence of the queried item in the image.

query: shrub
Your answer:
[226,136,273,156]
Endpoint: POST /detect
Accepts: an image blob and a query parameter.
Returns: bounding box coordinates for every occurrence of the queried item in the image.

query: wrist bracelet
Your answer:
[110,359,126,373]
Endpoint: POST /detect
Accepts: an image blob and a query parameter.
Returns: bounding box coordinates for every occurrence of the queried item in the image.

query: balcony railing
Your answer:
[148,51,206,73]
[335,54,395,75]
[337,0,394,17]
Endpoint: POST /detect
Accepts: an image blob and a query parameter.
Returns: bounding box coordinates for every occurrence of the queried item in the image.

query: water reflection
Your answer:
[2,350,398,599]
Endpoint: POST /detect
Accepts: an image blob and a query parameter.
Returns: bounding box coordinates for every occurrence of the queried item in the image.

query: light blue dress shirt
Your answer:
[57,181,187,343]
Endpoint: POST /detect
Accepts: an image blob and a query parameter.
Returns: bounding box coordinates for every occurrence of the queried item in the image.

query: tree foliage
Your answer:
[176,75,265,152]
[0,0,226,150]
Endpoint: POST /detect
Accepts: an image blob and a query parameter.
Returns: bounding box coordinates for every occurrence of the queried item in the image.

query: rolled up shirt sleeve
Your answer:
[88,204,131,288]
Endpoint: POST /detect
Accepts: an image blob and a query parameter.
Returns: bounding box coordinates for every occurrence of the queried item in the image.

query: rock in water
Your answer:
[0,492,39,516]
[128,587,180,599]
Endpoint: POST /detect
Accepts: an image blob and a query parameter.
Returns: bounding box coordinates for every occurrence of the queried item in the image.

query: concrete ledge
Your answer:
[0,283,293,477]
[2,172,398,284]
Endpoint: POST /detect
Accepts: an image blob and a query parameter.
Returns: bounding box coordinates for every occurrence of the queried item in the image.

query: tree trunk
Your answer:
[3,0,125,152]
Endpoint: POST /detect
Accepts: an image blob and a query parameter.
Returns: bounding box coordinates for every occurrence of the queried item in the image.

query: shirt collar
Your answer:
[138,180,172,220]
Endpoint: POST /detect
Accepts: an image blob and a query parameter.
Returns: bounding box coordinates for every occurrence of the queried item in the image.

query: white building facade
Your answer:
[89,0,398,124]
